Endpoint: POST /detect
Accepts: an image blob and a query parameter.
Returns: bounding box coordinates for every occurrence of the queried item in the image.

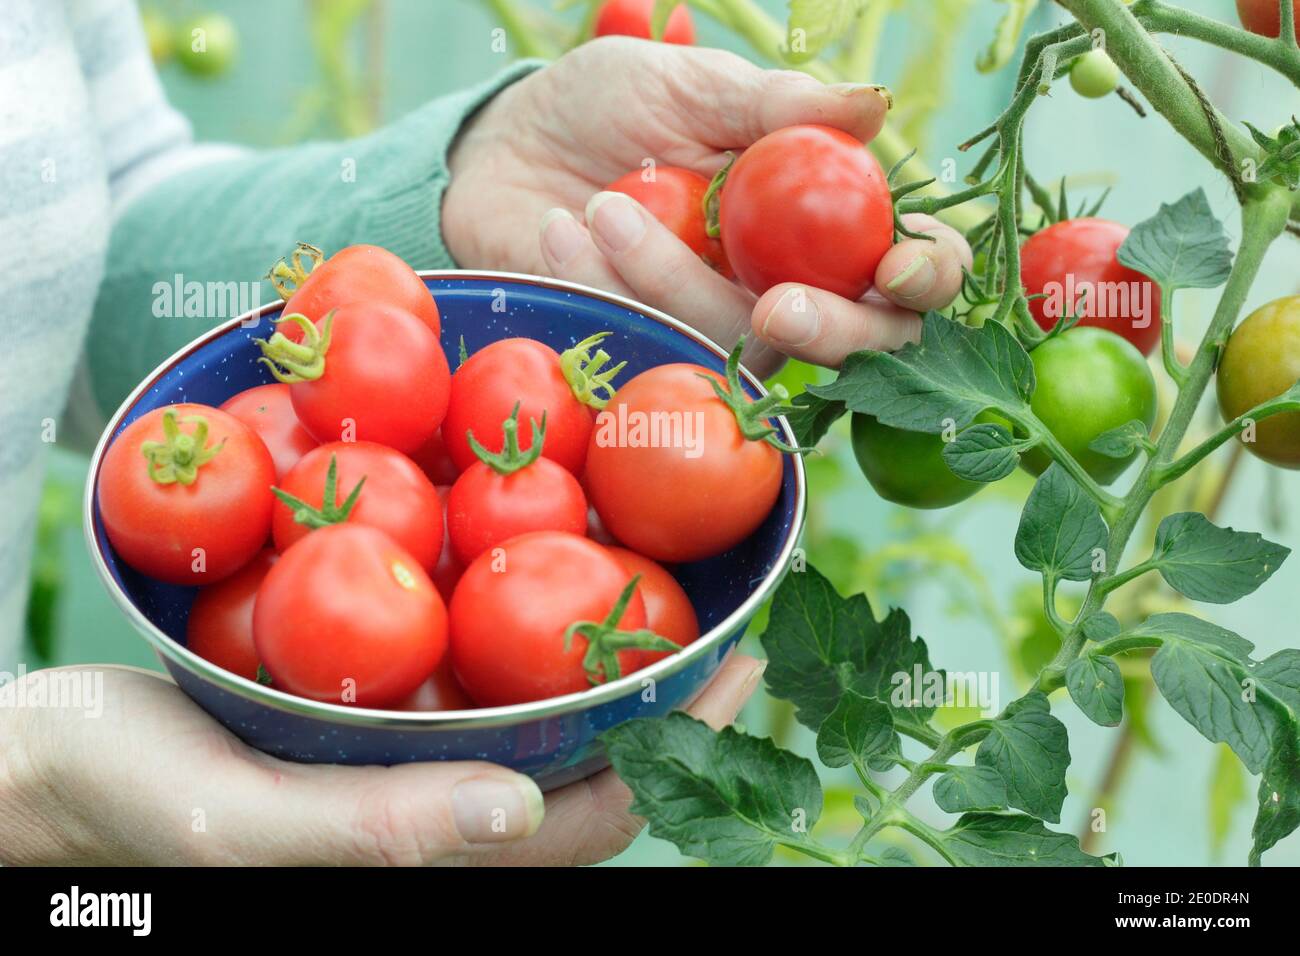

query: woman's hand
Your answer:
[443,37,971,376]
[0,657,763,865]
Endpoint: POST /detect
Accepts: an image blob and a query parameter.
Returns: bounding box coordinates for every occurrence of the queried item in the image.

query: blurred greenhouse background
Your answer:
[30,0,1300,866]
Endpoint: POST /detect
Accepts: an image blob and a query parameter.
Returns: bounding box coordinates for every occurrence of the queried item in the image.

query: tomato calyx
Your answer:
[467,402,546,475]
[705,339,811,455]
[271,454,366,530]
[560,332,626,409]
[140,408,227,485]
[702,152,736,240]
[563,575,679,685]
[266,242,324,301]
[256,311,334,383]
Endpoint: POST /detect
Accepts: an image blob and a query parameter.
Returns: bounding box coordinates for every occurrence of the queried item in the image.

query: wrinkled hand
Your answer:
[0,657,763,865]
[443,37,971,376]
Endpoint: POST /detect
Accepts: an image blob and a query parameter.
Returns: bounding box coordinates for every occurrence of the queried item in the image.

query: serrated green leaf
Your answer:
[976,693,1070,822]
[1117,189,1234,291]
[786,391,845,448]
[1149,512,1289,604]
[937,812,1112,866]
[1250,731,1300,866]
[934,765,1009,812]
[1088,419,1150,459]
[816,691,900,770]
[942,423,1022,482]
[1066,655,1125,727]
[602,713,824,866]
[785,0,870,64]
[1014,466,1108,582]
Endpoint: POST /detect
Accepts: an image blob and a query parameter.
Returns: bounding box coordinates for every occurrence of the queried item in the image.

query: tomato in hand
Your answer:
[584,344,785,563]
[272,441,443,570]
[268,243,440,339]
[254,524,446,708]
[443,336,616,475]
[446,406,587,566]
[850,413,993,510]
[594,0,695,44]
[1217,295,1300,469]
[1020,218,1162,355]
[1021,327,1158,484]
[1237,0,1300,40]
[393,663,476,712]
[607,166,731,277]
[607,547,699,668]
[98,404,275,585]
[257,302,449,455]
[185,550,276,682]
[719,124,894,300]
[449,532,670,706]
[219,383,318,480]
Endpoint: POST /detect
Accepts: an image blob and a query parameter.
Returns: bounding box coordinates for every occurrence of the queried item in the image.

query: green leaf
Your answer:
[1081,611,1122,642]
[976,693,1070,822]
[1088,420,1151,460]
[1066,655,1125,727]
[1250,731,1300,866]
[816,691,900,770]
[602,713,825,867]
[784,0,870,64]
[877,845,919,867]
[786,391,845,448]
[1149,512,1289,605]
[933,765,1009,813]
[1014,466,1108,582]
[808,313,1033,435]
[761,564,941,739]
[937,813,1114,867]
[942,423,1022,482]
[1117,188,1234,291]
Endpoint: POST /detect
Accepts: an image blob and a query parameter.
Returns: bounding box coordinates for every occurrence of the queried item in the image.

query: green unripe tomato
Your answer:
[1069,49,1120,99]
[141,9,172,64]
[1021,326,1157,485]
[1216,295,1300,468]
[176,13,237,77]
[851,411,1007,510]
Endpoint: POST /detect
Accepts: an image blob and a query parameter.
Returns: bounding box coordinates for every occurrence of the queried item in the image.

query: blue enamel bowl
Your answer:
[84,272,805,790]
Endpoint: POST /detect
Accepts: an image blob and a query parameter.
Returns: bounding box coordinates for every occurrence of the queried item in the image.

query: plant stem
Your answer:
[1132,0,1300,88]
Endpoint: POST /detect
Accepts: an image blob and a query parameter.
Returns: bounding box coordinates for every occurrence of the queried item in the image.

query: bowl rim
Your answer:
[84,270,806,730]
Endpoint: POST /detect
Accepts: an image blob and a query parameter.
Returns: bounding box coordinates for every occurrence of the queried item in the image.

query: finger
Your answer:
[875,213,973,313]
[537,207,635,298]
[751,283,923,368]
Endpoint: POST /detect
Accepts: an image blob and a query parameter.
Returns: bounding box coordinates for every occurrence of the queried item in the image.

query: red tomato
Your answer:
[607,167,731,277]
[185,550,276,681]
[719,124,894,300]
[584,362,783,563]
[430,486,463,603]
[254,524,446,708]
[449,532,651,706]
[1237,0,1300,40]
[260,302,450,454]
[442,337,601,475]
[594,0,694,44]
[392,663,476,712]
[98,404,275,585]
[1020,218,1162,355]
[220,383,317,480]
[607,547,699,667]
[271,243,440,339]
[272,441,443,571]
[408,428,461,485]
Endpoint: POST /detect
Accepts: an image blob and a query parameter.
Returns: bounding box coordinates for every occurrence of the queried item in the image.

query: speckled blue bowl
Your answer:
[85,272,805,790]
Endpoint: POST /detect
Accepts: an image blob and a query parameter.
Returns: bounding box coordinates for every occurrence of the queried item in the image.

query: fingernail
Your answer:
[586,191,646,253]
[885,254,937,299]
[540,208,583,266]
[742,660,768,698]
[452,774,545,844]
[759,287,821,347]
[828,83,893,110]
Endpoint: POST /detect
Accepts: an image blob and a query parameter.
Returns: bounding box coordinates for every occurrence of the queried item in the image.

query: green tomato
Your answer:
[141,9,172,64]
[1069,49,1120,99]
[1216,295,1300,468]
[176,13,237,77]
[851,411,1006,510]
[1021,326,1157,484]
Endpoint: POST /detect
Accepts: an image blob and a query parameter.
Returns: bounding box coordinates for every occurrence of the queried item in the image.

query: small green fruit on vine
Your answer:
[1069,49,1120,99]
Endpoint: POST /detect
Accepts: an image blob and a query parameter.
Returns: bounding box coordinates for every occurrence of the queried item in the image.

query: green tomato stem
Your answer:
[140,408,226,486]
[468,402,546,475]
[559,332,625,410]
[256,311,333,383]
[270,454,365,529]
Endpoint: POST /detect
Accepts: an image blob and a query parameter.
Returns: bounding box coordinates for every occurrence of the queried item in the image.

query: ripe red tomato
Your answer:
[392,663,476,712]
[1237,0,1300,40]
[219,383,317,480]
[272,441,443,571]
[607,166,731,277]
[430,486,463,604]
[446,409,587,566]
[186,549,276,681]
[271,243,440,339]
[408,428,461,485]
[254,524,446,708]
[607,547,699,668]
[584,361,783,563]
[719,124,894,300]
[260,302,449,454]
[442,337,600,475]
[98,404,275,585]
[449,532,651,706]
[594,0,695,44]
[1020,218,1162,355]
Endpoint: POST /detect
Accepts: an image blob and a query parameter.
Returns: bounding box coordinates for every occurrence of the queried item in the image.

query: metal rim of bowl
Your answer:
[83,270,807,730]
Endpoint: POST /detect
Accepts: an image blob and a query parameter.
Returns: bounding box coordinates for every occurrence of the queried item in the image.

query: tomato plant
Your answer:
[851,414,988,510]
[607,166,731,276]
[99,404,275,585]
[254,523,446,708]
[185,549,276,682]
[594,0,695,45]
[1020,218,1162,355]
[606,547,699,668]
[219,383,318,480]
[718,124,894,300]
[1217,295,1300,468]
